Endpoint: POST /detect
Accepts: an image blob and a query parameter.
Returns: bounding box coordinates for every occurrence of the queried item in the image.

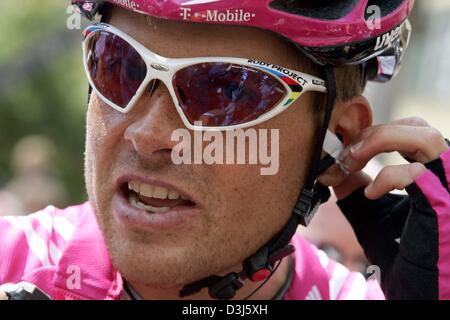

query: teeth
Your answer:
[128,181,140,193]
[153,186,168,199]
[140,184,154,197]
[168,190,180,200]
[127,180,184,201]
[129,193,171,213]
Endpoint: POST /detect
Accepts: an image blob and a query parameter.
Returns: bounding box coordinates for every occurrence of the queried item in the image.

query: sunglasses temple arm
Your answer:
[303,74,327,94]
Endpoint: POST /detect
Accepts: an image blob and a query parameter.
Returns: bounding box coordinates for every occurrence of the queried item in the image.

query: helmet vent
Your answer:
[269,0,359,21]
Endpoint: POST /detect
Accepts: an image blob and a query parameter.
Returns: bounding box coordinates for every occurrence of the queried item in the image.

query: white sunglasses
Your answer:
[82,23,343,159]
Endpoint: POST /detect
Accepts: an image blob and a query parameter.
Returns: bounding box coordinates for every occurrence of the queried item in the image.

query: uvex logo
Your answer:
[374,25,401,51]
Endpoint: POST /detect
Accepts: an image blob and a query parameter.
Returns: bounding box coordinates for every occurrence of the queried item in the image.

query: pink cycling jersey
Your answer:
[0,201,383,300]
[1,149,449,300]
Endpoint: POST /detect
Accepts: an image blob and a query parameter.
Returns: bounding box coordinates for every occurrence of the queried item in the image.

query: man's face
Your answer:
[84,7,317,288]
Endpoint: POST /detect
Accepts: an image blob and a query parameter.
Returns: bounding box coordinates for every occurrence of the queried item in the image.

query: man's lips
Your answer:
[112,174,201,230]
[112,191,200,230]
[116,173,198,209]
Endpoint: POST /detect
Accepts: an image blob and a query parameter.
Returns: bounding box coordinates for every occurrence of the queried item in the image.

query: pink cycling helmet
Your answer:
[73,0,414,82]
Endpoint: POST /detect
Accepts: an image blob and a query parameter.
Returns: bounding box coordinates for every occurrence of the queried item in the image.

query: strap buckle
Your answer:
[293,184,331,226]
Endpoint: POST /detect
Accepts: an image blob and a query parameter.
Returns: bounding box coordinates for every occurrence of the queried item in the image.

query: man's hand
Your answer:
[319,116,450,299]
[319,117,449,198]
[0,290,8,300]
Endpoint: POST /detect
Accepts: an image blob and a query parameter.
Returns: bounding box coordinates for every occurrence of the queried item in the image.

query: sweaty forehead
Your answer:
[108,6,301,70]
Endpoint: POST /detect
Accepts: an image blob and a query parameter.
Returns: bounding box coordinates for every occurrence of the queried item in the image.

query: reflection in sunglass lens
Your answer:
[86,31,147,108]
[173,63,287,127]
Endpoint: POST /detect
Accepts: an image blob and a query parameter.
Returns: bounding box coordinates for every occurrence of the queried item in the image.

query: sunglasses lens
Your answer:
[173,63,287,127]
[85,31,147,108]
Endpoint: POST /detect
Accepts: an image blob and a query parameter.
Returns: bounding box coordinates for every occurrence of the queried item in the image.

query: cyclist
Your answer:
[0,0,449,300]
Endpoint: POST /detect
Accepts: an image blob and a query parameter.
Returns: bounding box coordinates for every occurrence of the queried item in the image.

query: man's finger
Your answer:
[389,116,430,127]
[355,117,430,140]
[365,163,427,200]
[347,125,448,166]
[0,291,8,300]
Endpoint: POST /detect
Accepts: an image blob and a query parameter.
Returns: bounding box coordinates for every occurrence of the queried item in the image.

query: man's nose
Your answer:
[124,83,186,159]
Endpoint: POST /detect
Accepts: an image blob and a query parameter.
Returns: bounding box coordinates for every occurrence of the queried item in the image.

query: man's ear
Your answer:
[329,95,373,147]
[317,96,372,189]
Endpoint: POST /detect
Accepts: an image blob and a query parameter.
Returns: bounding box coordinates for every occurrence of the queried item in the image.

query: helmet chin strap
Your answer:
[180,66,339,300]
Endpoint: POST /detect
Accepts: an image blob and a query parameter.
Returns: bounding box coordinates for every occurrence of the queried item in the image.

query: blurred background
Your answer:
[0,1,449,271]
[0,1,86,214]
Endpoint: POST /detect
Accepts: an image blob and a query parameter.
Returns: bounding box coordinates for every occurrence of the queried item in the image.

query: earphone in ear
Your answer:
[323,130,344,162]
[321,130,350,175]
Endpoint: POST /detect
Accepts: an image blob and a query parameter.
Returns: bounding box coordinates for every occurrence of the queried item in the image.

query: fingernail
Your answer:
[338,146,350,162]
[336,147,352,174]
[341,146,353,162]
[350,141,364,154]
[364,183,373,196]
[338,163,350,175]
